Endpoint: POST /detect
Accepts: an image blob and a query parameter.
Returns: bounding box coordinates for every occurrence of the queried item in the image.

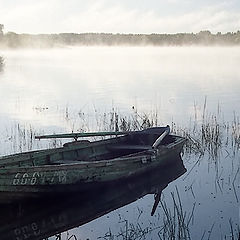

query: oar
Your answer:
[152,125,170,149]
[35,131,134,140]
[151,191,163,216]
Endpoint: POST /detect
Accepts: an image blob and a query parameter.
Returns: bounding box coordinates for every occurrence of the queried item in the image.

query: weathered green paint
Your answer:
[0,127,185,200]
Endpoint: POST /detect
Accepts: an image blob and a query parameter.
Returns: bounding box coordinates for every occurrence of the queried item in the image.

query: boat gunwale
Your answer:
[0,127,170,159]
[0,135,185,174]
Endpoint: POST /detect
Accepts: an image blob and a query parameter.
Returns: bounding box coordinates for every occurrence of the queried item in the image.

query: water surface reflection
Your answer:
[1,47,240,129]
[0,154,186,240]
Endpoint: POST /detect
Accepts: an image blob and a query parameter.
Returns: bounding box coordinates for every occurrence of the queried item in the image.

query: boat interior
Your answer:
[52,132,178,164]
[0,128,180,167]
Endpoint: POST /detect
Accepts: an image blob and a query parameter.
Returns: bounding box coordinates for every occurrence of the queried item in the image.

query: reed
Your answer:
[171,104,240,161]
[98,187,196,240]
[228,218,240,240]
[98,218,158,240]
[1,122,63,156]
[158,186,194,240]
[1,100,239,162]
[107,106,156,132]
[106,105,240,164]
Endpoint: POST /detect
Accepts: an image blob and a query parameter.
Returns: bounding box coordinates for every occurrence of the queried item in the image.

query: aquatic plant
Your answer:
[97,187,195,240]
[2,101,240,158]
[99,218,159,240]
[104,105,239,163]
[170,100,240,161]
[98,187,239,240]
[1,122,63,156]
[158,187,194,240]
[228,218,240,240]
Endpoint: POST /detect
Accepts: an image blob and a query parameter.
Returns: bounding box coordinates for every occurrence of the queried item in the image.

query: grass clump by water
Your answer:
[97,187,195,240]
[3,102,240,158]
[104,104,239,163]
[98,215,159,240]
[97,186,239,240]
[158,186,194,240]
[171,101,240,160]
[0,122,63,156]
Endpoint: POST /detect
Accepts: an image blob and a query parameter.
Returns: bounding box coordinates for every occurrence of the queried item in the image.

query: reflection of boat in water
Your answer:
[0,154,186,240]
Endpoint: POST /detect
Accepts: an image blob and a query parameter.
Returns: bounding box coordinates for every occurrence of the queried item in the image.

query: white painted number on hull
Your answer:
[12,171,67,185]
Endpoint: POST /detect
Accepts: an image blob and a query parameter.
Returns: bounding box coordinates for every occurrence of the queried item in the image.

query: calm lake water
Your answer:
[0,47,239,239]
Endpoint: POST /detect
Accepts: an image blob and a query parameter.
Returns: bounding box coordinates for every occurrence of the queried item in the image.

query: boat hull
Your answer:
[0,135,185,201]
[0,126,186,202]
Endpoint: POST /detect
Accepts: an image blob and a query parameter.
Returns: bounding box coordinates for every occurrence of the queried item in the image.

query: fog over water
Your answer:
[1,47,240,129]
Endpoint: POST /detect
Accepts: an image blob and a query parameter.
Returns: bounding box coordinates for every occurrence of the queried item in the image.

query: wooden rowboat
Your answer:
[0,126,185,200]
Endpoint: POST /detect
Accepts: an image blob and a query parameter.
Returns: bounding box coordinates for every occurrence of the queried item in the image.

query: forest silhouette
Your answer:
[0,25,240,47]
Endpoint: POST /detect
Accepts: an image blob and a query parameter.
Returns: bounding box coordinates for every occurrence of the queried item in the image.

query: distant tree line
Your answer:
[0,24,240,48]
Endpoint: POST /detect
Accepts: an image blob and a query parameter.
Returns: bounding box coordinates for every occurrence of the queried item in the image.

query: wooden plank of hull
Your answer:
[0,137,185,197]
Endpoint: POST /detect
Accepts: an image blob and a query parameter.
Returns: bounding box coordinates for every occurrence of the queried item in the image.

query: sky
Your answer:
[0,0,240,34]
